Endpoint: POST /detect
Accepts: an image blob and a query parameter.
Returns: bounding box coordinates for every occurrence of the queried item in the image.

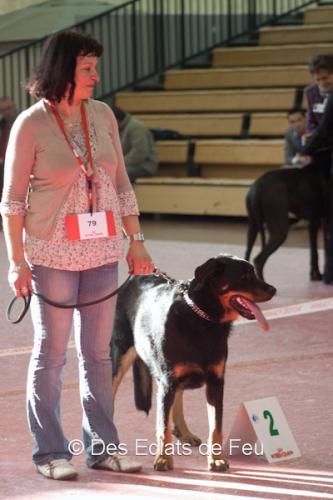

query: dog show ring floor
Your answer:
[0,217,332,500]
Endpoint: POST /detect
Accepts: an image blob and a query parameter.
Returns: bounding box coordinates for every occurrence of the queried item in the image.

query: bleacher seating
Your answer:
[163,66,310,90]
[137,113,288,137]
[115,4,333,216]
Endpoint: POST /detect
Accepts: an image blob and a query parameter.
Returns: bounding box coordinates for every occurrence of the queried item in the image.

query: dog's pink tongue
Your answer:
[242,297,269,332]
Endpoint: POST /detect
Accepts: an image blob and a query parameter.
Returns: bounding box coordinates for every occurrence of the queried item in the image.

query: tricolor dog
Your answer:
[111,255,276,471]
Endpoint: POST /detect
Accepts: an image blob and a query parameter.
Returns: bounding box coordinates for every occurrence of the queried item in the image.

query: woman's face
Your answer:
[74,54,100,101]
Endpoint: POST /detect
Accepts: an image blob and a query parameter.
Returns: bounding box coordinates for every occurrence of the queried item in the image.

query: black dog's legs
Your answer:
[206,374,229,472]
[245,217,258,261]
[254,226,288,280]
[309,218,322,281]
[154,380,176,471]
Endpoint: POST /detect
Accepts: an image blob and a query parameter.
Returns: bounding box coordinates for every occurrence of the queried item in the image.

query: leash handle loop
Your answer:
[6,274,132,324]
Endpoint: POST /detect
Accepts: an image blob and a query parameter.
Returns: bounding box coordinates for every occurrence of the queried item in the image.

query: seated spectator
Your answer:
[284,108,311,167]
[0,97,18,198]
[113,107,158,183]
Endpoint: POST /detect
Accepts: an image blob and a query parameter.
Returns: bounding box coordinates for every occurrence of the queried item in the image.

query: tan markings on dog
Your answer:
[219,291,255,323]
[173,363,204,379]
[154,407,174,470]
[207,402,222,444]
[207,402,229,471]
[208,359,226,378]
[112,346,137,403]
[172,390,202,446]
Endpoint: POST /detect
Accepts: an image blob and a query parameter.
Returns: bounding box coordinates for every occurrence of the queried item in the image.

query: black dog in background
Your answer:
[111,255,275,472]
[245,164,329,281]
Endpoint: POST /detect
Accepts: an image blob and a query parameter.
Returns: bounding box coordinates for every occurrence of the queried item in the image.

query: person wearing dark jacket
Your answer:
[304,90,333,284]
[113,107,158,183]
[305,53,333,133]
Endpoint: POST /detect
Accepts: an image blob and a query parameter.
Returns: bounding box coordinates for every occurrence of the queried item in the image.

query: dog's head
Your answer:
[192,254,276,330]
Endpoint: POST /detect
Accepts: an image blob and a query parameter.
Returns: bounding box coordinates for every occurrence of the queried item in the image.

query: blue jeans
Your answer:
[27,263,119,467]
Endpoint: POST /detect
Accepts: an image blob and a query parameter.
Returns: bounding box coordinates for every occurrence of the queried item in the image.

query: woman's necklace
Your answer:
[59,114,82,129]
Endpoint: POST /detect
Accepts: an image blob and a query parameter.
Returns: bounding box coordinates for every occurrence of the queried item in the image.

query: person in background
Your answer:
[305,53,333,133]
[304,89,333,284]
[284,108,311,167]
[304,54,333,284]
[0,97,18,200]
[0,31,154,480]
[113,106,158,183]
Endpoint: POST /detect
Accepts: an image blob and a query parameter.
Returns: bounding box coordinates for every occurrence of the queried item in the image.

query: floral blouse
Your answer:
[1,119,139,271]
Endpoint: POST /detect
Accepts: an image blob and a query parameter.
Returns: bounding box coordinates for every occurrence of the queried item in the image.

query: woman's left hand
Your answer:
[126,242,155,275]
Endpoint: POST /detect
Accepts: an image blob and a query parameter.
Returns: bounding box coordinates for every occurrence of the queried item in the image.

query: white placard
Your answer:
[225,396,301,463]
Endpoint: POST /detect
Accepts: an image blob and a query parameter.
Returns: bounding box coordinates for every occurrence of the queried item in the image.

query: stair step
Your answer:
[213,43,333,67]
[116,88,299,113]
[164,66,310,90]
[259,23,333,45]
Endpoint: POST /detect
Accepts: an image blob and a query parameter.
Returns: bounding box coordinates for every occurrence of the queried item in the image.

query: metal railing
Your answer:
[0,0,328,109]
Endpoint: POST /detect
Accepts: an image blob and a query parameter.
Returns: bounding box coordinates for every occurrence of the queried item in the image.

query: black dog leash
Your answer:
[6,274,132,324]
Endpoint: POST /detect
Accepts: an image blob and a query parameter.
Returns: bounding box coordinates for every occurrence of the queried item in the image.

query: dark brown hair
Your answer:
[309,53,333,75]
[287,107,306,117]
[27,30,103,103]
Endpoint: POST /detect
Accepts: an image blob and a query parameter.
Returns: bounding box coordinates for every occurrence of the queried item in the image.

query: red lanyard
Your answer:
[47,101,95,214]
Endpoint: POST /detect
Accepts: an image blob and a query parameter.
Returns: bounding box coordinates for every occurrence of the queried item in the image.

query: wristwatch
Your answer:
[128,232,145,242]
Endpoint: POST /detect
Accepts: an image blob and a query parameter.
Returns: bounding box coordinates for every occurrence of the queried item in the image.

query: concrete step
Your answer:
[212,43,333,67]
[164,66,310,90]
[259,23,333,45]
[116,88,299,113]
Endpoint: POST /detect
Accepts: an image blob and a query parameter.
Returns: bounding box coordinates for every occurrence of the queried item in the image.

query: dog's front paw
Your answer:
[208,454,229,472]
[172,426,202,446]
[154,454,174,471]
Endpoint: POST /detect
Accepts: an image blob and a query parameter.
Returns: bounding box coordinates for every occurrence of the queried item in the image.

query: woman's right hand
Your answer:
[8,261,33,297]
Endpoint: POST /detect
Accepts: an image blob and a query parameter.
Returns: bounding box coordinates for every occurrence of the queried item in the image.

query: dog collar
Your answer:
[183,292,213,322]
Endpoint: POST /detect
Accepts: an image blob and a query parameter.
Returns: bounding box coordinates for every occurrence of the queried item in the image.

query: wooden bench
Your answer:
[194,139,284,165]
[249,113,289,137]
[304,6,333,25]
[134,177,252,216]
[212,43,333,68]
[154,138,282,179]
[137,112,288,137]
[164,66,310,90]
[138,113,243,137]
[115,88,298,113]
[259,23,333,45]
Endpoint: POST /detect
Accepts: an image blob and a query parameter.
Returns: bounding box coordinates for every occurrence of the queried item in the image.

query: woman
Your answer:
[0,31,154,480]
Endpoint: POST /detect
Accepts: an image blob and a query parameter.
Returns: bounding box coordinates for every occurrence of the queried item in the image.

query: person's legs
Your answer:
[28,265,79,465]
[324,169,333,284]
[126,164,151,183]
[73,263,120,467]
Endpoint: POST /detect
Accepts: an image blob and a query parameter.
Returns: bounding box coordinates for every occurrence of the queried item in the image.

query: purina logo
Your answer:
[251,414,259,423]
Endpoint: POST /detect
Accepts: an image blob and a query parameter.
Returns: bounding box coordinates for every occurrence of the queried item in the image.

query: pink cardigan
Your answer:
[1,99,136,240]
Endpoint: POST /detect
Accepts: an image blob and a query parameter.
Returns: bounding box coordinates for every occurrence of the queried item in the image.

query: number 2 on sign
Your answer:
[263,410,280,436]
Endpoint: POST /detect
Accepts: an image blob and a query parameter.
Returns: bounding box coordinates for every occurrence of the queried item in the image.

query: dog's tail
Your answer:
[133,357,152,415]
[245,185,266,260]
